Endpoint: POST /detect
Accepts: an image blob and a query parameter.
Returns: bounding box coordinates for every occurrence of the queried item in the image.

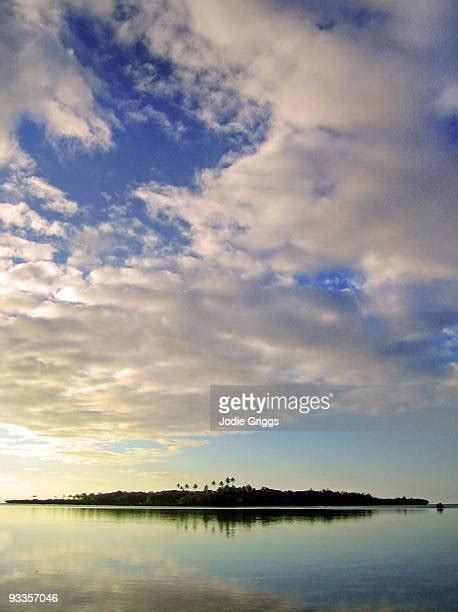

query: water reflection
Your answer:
[36,506,373,532]
[1,506,456,611]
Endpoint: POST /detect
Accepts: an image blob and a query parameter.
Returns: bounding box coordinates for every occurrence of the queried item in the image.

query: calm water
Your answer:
[0,505,457,611]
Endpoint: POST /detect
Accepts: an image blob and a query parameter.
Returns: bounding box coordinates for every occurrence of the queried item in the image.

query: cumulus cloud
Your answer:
[0,201,65,236]
[0,0,112,166]
[0,0,457,469]
[26,176,78,215]
[0,235,56,261]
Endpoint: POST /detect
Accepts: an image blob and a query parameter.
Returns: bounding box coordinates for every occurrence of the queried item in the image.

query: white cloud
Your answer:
[0,235,55,262]
[0,0,457,469]
[26,176,78,215]
[126,104,186,140]
[0,0,112,166]
[436,83,458,115]
[0,202,65,236]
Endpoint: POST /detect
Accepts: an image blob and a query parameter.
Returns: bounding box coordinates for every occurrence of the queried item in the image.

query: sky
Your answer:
[0,0,457,502]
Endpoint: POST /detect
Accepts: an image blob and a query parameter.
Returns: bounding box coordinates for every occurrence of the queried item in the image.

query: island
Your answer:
[5,479,428,506]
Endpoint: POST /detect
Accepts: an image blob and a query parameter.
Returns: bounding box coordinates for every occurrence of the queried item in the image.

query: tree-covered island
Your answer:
[6,477,428,506]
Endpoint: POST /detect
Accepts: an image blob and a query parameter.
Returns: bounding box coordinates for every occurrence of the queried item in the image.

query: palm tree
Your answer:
[193,483,198,490]
[225,476,231,485]
[177,483,180,490]
[219,480,224,488]
[230,477,235,486]
[204,484,208,492]
[211,480,216,488]
[185,483,189,490]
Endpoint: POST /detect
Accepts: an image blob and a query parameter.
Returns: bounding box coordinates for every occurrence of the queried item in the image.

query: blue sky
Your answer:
[0,0,457,501]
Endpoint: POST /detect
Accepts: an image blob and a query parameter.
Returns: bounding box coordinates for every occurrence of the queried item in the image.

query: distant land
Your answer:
[5,482,428,506]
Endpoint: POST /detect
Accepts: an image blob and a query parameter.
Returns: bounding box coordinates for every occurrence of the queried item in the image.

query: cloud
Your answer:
[0,0,457,469]
[26,176,78,215]
[0,0,112,166]
[0,201,65,236]
[125,104,186,141]
[436,83,458,115]
[0,234,56,261]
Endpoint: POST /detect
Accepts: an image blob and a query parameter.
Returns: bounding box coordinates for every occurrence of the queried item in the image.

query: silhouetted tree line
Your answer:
[6,478,428,506]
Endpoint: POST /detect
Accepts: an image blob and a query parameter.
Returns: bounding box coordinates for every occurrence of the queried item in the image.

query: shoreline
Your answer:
[3,486,429,507]
[3,503,446,509]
